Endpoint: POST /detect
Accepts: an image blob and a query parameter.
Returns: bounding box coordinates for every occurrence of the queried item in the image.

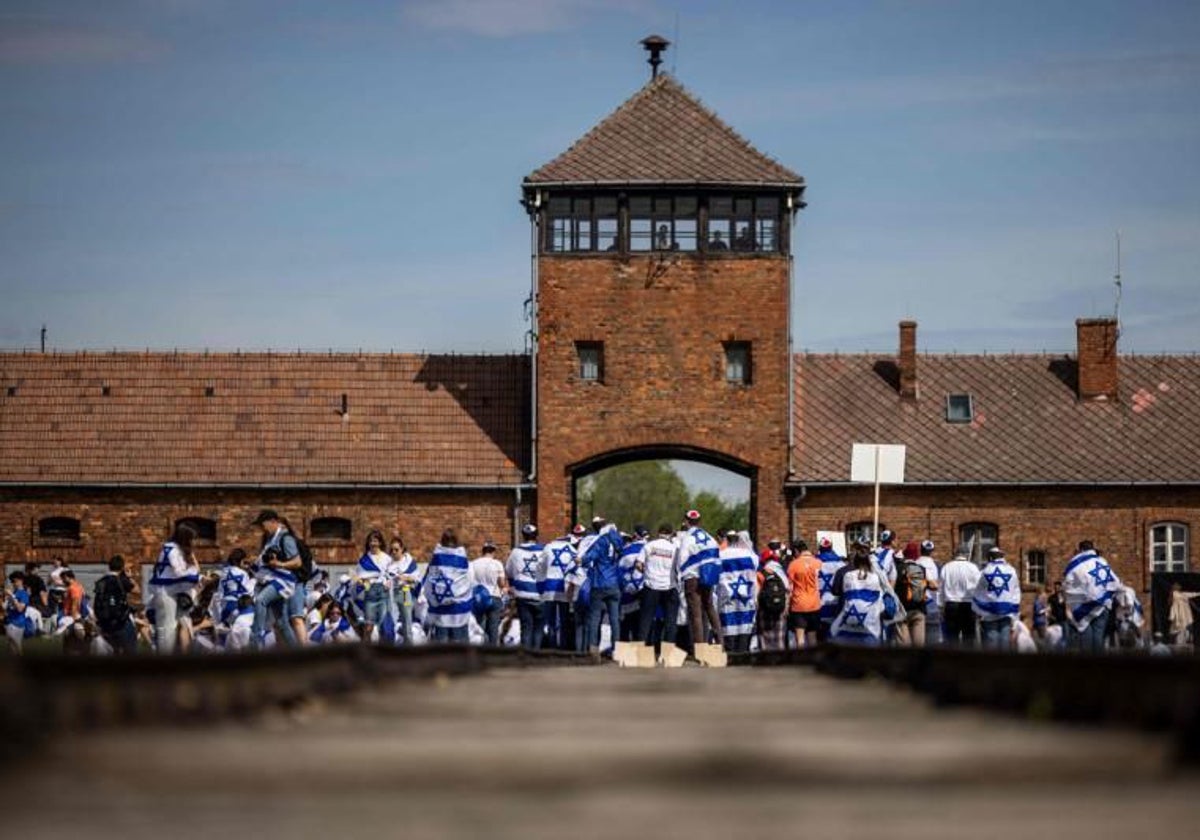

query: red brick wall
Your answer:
[794,484,1200,594]
[0,487,528,574]
[1077,318,1119,401]
[535,252,791,538]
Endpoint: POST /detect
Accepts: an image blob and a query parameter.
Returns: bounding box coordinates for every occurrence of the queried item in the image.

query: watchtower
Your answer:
[521,38,806,539]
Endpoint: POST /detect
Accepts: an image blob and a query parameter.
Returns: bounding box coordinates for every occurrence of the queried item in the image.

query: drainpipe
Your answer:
[513,486,523,548]
[528,191,540,483]
[789,484,806,541]
[786,193,797,477]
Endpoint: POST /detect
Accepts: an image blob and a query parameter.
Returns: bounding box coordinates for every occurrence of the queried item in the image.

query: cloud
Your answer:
[0,19,167,64]
[399,0,639,38]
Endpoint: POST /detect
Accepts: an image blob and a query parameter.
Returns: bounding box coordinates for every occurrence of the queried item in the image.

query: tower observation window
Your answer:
[708,196,780,253]
[630,195,697,252]
[547,196,618,252]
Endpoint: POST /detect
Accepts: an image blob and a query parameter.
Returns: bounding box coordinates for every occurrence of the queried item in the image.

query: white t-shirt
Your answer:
[643,537,678,591]
[939,559,981,605]
[916,556,940,607]
[470,556,506,597]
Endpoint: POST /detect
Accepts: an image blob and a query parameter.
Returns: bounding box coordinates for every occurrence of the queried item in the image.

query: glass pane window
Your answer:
[946,394,974,423]
[724,342,751,384]
[846,522,884,548]
[576,341,603,383]
[1150,523,1189,572]
[545,194,618,253]
[959,523,999,565]
[628,195,698,252]
[1025,550,1047,585]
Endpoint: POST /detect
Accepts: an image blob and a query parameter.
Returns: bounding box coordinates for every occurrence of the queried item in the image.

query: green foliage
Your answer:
[577,461,750,534]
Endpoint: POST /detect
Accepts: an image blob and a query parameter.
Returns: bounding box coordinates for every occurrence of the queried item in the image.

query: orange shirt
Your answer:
[63,580,86,618]
[788,552,822,613]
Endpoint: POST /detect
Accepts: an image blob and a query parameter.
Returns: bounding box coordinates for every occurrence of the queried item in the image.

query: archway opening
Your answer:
[570,446,755,539]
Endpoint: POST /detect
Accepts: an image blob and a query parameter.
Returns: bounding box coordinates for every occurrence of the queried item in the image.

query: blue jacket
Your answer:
[581,526,624,591]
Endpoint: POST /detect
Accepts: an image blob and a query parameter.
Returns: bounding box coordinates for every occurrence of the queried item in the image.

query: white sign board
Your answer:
[850,443,907,485]
[816,530,847,558]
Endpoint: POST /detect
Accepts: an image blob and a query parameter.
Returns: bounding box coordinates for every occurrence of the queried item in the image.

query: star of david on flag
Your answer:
[728,576,752,603]
[693,531,710,546]
[429,573,454,602]
[551,545,574,573]
[520,557,540,577]
[842,603,868,627]
[818,571,834,596]
[1088,563,1115,587]
[983,566,1012,596]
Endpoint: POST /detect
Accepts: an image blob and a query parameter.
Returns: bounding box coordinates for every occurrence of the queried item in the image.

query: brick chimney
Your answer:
[1076,318,1119,401]
[898,320,918,400]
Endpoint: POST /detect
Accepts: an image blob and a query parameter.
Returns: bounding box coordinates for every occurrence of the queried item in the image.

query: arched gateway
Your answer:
[521,42,806,542]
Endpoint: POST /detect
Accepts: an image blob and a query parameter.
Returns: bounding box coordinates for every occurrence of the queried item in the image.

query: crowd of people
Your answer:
[2,506,1163,658]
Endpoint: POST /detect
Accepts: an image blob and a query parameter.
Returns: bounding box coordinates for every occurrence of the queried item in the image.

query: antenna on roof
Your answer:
[1112,230,1123,338]
[672,11,679,75]
[640,34,670,79]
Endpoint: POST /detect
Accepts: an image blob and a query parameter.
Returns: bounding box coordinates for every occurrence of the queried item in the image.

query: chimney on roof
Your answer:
[1076,317,1119,401]
[640,34,670,79]
[898,320,918,400]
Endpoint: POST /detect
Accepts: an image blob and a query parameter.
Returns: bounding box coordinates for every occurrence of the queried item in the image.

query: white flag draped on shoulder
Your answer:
[424,546,472,628]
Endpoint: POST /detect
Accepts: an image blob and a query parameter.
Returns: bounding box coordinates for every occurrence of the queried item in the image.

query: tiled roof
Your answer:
[794,354,1200,484]
[0,352,529,486]
[526,74,803,187]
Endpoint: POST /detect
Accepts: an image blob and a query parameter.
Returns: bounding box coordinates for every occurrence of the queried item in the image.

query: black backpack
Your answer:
[896,560,927,610]
[292,535,315,583]
[758,573,788,620]
[93,574,130,631]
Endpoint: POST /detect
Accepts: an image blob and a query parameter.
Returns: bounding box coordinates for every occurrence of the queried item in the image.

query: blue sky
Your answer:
[2,0,1198,358]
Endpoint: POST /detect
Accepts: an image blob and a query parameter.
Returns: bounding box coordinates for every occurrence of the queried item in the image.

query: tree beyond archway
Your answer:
[576,461,749,534]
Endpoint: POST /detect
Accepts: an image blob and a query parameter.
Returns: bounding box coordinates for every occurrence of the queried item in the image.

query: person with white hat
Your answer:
[915,540,942,646]
[506,523,545,649]
[972,546,1021,650]
[939,547,981,647]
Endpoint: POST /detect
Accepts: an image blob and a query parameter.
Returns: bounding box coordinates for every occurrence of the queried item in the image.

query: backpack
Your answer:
[758,572,788,620]
[93,574,129,632]
[895,560,927,610]
[292,535,315,583]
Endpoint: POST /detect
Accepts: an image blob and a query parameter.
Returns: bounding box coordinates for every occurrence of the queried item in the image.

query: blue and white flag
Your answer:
[1063,550,1122,631]
[215,564,254,625]
[255,528,298,597]
[539,538,577,603]
[356,551,393,584]
[505,541,545,602]
[817,551,846,622]
[310,615,357,644]
[679,526,720,582]
[874,547,897,586]
[618,541,646,617]
[424,545,472,629]
[831,568,884,644]
[972,559,1021,622]
[716,547,758,637]
[149,541,201,598]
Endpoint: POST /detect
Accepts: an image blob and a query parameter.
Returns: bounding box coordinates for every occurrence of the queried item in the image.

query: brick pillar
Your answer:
[1076,318,1119,401]
[898,320,918,400]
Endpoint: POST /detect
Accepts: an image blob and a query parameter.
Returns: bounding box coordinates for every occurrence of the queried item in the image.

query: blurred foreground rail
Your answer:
[2,659,1198,839]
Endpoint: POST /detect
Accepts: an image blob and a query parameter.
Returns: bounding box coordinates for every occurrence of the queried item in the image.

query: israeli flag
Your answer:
[831,570,884,643]
[540,538,576,603]
[425,546,472,629]
[716,547,758,637]
[506,542,545,602]
[1063,550,1122,631]
[679,526,720,581]
[619,541,646,617]
[817,556,846,622]
[972,559,1021,621]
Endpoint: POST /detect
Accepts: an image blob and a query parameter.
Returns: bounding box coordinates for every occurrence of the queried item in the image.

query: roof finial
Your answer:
[640,34,670,79]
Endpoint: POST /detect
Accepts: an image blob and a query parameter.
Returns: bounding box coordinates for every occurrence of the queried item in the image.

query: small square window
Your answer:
[724,342,751,384]
[205,386,215,398]
[576,341,603,383]
[101,385,111,397]
[946,393,973,423]
[5,386,15,397]
[1025,550,1047,586]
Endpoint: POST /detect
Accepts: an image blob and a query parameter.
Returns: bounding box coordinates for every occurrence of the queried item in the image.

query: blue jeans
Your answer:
[479,600,503,645]
[587,587,621,652]
[432,625,469,644]
[394,586,415,645]
[979,618,1012,650]
[363,582,389,627]
[543,601,569,650]
[1068,610,1109,653]
[252,585,293,648]
[516,599,543,649]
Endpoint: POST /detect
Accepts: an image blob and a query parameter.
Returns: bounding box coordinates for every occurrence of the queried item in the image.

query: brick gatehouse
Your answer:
[2,60,1198,605]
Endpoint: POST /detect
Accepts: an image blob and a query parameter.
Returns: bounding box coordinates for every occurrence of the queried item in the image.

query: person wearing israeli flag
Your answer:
[972,546,1021,650]
[223,595,256,652]
[539,525,582,650]
[250,510,301,649]
[815,536,846,641]
[717,531,760,653]
[506,523,545,649]
[1063,540,1122,653]
[874,530,899,586]
[1113,583,1145,649]
[425,528,473,643]
[147,521,202,654]
[310,601,360,644]
[618,527,648,641]
[679,509,723,649]
[212,548,255,629]
[355,529,394,643]
[830,539,887,645]
[388,535,421,646]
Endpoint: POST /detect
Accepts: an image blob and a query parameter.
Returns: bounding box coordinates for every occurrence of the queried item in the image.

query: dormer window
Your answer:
[946,393,974,423]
